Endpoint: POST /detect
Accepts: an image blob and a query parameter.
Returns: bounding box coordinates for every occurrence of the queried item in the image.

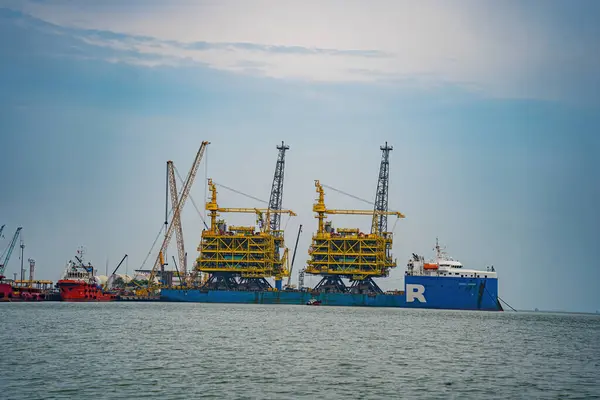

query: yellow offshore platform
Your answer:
[304,143,404,294]
[195,178,296,291]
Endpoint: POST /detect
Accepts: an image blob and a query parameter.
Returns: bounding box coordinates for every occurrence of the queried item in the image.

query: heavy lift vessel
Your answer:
[160,142,502,310]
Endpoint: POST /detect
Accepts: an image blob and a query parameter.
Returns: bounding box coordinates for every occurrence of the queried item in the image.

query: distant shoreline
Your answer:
[514,309,600,316]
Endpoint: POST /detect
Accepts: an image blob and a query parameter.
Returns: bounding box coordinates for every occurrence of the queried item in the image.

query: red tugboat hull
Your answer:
[58,280,117,302]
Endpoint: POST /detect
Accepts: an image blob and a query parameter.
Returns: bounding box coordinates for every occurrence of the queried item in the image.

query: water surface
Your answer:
[1,303,599,399]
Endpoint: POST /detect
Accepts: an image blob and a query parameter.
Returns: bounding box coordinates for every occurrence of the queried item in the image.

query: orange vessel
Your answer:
[57,249,117,302]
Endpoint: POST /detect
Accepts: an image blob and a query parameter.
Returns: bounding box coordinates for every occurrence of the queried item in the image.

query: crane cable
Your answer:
[139,220,170,271]
[214,181,294,236]
[173,165,209,230]
[321,184,373,206]
[213,181,269,205]
[321,183,403,233]
[283,214,292,231]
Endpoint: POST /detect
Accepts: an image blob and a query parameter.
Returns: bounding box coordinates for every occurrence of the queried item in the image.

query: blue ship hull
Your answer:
[161,276,502,311]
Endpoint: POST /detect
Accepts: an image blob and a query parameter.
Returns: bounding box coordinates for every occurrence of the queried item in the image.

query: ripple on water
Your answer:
[1,303,599,399]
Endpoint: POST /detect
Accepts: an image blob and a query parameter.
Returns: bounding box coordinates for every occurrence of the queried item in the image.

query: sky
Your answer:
[0,0,598,313]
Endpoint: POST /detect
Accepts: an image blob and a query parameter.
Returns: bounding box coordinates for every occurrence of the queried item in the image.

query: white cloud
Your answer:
[7,0,600,101]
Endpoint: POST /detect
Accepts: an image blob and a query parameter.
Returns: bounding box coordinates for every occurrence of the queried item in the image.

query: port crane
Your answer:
[141,141,210,296]
[167,160,187,284]
[0,227,23,278]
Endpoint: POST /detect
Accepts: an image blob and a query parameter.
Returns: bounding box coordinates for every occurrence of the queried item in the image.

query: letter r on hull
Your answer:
[406,284,426,303]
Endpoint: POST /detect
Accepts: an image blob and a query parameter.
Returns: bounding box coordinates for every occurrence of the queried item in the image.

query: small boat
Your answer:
[306,298,321,306]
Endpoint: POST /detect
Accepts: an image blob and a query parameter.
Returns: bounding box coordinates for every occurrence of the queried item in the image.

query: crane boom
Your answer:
[147,141,209,292]
[0,227,22,276]
[219,208,296,216]
[103,254,128,290]
[326,209,404,217]
[206,178,295,232]
[313,180,403,234]
[0,224,5,239]
[167,161,187,281]
[286,224,302,287]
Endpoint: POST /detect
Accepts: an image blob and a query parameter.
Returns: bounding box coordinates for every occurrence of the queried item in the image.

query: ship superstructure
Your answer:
[407,238,498,280]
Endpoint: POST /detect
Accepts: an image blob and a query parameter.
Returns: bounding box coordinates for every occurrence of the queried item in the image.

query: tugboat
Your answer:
[57,248,117,302]
[306,298,321,306]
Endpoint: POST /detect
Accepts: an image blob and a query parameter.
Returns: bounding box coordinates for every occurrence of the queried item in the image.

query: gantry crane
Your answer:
[196,178,295,291]
[305,180,404,294]
[0,227,22,278]
[268,141,290,289]
[141,141,210,296]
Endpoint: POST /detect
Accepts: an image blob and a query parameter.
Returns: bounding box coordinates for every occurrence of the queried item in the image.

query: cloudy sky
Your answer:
[0,0,598,312]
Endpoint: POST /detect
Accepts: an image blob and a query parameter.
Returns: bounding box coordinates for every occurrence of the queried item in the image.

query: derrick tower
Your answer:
[268,141,289,290]
[196,179,295,291]
[372,142,392,235]
[268,141,289,233]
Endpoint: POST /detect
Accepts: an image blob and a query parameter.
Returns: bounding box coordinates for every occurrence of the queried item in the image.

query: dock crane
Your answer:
[167,160,187,284]
[0,227,22,278]
[141,141,210,297]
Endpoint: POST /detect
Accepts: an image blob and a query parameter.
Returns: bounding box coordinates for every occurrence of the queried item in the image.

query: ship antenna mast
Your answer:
[371,142,393,234]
